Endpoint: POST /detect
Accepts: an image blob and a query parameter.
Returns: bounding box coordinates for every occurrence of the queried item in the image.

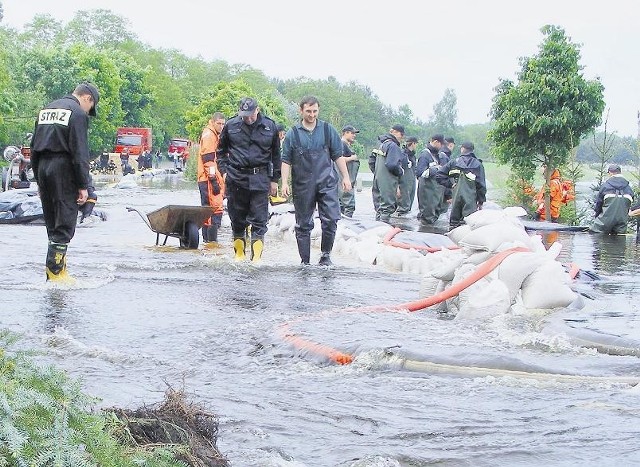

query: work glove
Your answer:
[210,177,221,196]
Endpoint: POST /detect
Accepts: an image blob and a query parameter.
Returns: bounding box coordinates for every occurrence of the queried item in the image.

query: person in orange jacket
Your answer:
[534,167,564,222]
[197,112,226,243]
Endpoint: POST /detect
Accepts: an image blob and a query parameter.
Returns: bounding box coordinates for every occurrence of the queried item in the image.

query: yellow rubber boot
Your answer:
[233,238,246,261]
[45,242,77,285]
[251,239,264,263]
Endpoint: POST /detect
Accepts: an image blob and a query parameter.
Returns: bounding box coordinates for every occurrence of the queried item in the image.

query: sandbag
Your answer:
[464,209,524,230]
[456,279,511,320]
[447,224,472,244]
[488,251,547,302]
[458,222,533,253]
[521,260,577,309]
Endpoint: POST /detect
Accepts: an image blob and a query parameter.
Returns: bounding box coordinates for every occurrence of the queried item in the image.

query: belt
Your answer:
[236,165,268,174]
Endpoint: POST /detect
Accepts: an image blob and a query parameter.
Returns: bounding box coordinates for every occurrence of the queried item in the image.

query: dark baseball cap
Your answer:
[608,163,621,174]
[238,97,258,117]
[391,124,405,135]
[79,82,99,117]
[342,125,359,134]
[276,123,286,132]
[461,141,475,151]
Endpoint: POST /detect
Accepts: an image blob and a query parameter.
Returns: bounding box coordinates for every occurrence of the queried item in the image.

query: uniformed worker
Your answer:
[370,124,406,223]
[590,164,634,234]
[415,134,447,225]
[395,136,418,217]
[338,125,360,218]
[436,141,487,229]
[281,96,352,266]
[217,97,281,262]
[197,112,225,244]
[30,82,99,283]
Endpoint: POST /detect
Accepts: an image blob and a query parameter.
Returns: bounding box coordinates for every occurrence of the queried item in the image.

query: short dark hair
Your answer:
[431,134,445,144]
[445,137,455,144]
[299,95,320,109]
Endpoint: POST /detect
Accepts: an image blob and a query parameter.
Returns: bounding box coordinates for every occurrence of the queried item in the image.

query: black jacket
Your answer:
[436,152,487,204]
[31,94,91,189]
[594,174,634,217]
[368,134,404,177]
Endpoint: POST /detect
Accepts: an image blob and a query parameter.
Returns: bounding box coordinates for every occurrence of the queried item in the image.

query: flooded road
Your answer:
[2,173,640,466]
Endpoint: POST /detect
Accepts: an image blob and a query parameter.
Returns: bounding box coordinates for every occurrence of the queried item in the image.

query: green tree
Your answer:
[489,25,604,220]
[428,88,458,137]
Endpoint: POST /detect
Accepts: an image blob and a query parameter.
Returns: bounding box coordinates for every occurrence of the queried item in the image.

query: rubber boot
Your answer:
[296,234,311,265]
[250,239,264,263]
[202,223,210,243]
[233,237,246,261]
[45,242,76,284]
[205,224,219,243]
[319,231,334,266]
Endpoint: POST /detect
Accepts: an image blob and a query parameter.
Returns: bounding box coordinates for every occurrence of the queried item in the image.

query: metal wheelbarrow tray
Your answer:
[127,205,214,249]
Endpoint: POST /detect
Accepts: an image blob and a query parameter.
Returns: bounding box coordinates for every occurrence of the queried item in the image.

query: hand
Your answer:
[269,181,278,197]
[77,188,88,205]
[342,179,352,193]
[281,183,290,198]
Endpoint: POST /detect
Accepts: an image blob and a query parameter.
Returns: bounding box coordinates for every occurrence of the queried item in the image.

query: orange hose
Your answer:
[383,226,461,253]
[279,246,529,365]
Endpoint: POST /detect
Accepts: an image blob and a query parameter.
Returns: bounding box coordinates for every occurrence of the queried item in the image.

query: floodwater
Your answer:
[2,173,640,467]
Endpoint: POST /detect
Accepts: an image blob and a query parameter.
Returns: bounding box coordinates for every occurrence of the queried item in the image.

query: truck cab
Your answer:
[167,137,192,171]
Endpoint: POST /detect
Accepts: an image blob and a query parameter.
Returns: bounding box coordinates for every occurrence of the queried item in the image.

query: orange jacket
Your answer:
[198,120,225,214]
[535,169,563,220]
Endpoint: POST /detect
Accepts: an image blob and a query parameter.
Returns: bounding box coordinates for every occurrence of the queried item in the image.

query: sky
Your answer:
[3,0,639,136]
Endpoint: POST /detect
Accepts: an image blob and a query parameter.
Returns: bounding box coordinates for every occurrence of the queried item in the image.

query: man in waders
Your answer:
[370,124,406,223]
[30,82,99,283]
[197,112,225,244]
[217,97,281,262]
[416,134,447,225]
[338,125,360,218]
[281,96,352,266]
[590,164,634,234]
[436,141,486,229]
[395,136,418,218]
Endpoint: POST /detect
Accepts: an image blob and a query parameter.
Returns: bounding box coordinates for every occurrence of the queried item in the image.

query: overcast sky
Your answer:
[4,0,639,136]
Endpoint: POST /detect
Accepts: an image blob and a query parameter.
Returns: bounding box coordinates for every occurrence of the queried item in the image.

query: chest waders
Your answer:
[449,170,479,228]
[339,159,360,217]
[417,175,444,224]
[372,143,400,222]
[397,165,416,215]
[291,123,340,265]
[590,192,632,234]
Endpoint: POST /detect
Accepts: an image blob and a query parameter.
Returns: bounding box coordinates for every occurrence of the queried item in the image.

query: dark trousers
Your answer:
[37,156,79,243]
[225,178,269,240]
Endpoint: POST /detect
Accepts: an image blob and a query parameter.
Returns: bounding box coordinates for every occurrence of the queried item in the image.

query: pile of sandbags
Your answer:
[419,208,579,318]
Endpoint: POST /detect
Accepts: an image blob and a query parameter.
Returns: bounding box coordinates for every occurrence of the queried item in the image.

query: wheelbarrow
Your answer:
[127,205,214,249]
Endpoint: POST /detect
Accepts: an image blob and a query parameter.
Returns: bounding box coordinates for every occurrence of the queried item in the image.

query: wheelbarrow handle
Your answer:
[126,206,153,231]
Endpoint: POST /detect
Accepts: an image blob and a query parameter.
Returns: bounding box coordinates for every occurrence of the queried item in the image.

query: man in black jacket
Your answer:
[31,82,99,283]
[217,97,281,262]
[436,141,486,229]
[370,124,405,223]
[590,164,634,234]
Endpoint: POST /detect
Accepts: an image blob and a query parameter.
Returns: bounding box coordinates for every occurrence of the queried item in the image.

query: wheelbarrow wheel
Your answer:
[180,221,200,249]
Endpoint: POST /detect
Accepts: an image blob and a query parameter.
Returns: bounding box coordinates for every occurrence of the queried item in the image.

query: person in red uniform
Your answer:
[197,112,226,244]
[30,82,99,283]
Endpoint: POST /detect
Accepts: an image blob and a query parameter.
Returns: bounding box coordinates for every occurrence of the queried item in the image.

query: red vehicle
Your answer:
[114,127,152,157]
[167,137,193,168]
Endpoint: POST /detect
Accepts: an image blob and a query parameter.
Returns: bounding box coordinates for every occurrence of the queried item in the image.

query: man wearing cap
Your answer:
[217,97,281,262]
[395,136,419,217]
[370,124,406,223]
[436,141,486,229]
[338,125,360,217]
[30,82,99,283]
[416,134,447,225]
[590,164,634,234]
[281,96,351,266]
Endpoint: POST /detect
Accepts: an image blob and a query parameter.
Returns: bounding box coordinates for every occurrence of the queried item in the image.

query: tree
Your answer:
[428,88,458,137]
[489,25,604,220]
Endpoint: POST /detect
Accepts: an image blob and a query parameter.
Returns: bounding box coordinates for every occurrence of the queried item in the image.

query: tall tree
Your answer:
[489,25,604,220]
[429,88,458,137]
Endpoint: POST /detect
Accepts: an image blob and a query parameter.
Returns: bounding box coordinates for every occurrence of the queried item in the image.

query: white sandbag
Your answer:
[353,239,382,265]
[419,273,441,299]
[502,206,528,218]
[400,248,426,273]
[277,213,296,233]
[464,209,524,230]
[444,262,478,314]
[456,278,511,320]
[359,224,393,241]
[521,260,578,309]
[377,244,413,271]
[488,251,547,302]
[458,222,533,253]
[463,250,493,266]
[430,254,465,281]
[447,224,472,244]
